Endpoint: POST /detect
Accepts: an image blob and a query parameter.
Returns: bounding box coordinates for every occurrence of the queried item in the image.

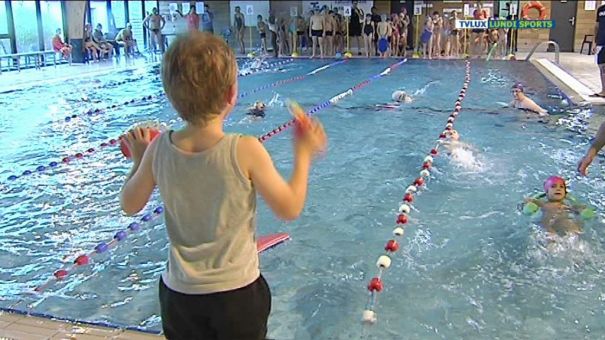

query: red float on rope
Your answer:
[403,193,414,202]
[368,277,383,292]
[397,214,408,224]
[54,269,68,280]
[74,255,89,266]
[385,240,399,252]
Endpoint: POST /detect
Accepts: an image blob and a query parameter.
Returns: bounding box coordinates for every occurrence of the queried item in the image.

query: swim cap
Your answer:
[543,176,566,192]
[511,83,524,92]
[392,90,406,102]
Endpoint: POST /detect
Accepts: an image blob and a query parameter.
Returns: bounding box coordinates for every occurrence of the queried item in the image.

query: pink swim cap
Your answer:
[543,176,566,192]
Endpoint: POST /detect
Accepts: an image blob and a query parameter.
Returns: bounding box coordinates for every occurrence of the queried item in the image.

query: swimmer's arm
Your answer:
[524,197,545,207]
[239,136,311,221]
[120,139,158,216]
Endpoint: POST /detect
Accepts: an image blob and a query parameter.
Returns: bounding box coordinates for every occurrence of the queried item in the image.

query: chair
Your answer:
[581,35,594,55]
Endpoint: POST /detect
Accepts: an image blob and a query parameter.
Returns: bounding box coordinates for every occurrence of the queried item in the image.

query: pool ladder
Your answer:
[525,40,560,65]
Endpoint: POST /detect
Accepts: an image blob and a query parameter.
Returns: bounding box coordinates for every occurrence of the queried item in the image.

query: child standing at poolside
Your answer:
[119,32,327,339]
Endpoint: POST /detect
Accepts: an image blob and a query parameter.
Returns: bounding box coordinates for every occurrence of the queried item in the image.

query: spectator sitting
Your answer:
[92,24,114,59]
[115,23,136,57]
[52,28,72,60]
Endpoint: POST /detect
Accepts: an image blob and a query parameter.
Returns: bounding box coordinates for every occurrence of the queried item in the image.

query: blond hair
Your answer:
[161,32,237,126]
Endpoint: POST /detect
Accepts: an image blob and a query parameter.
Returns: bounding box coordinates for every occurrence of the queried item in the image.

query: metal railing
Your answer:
[525,40,560,64]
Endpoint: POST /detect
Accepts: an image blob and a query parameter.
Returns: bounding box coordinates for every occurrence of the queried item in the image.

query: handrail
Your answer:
[525,40,560,64]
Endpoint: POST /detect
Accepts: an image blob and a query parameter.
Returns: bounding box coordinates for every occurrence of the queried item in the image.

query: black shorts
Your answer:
[260,32,266,39]
[297,31,304,36]
[311,29,323,37]
[349,23,362,37]
[325,31,333,36]
[598,46,605,65]
[159,275,271,339]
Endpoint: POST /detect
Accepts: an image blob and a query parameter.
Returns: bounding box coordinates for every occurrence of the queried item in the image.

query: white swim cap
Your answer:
[392,90,407,102]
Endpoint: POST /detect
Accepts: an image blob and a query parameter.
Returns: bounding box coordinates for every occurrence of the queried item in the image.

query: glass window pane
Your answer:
[144,1,157,17]
[0,37,10,54]
[0,1,8,35]
[111,0,126,30]
[129,1,145,47]
[90,0,109,32]
[40,1,63,51]
[12,0,39,52]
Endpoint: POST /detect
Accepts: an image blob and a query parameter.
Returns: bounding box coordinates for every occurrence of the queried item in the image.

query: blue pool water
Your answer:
[2,58,605,339]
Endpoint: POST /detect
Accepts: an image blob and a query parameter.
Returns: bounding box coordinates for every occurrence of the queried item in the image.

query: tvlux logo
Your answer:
[455,20,488,29]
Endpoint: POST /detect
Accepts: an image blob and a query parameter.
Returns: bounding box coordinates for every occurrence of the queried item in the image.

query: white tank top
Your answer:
[152,132,259,294]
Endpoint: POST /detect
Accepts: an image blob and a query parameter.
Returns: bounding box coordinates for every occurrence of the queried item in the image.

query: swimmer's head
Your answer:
[447,129,460,141]
[510,83,525,92]
[544,176,567,201]
[511,83,524,98]
[254,101,266,110]
[392,90,408,102]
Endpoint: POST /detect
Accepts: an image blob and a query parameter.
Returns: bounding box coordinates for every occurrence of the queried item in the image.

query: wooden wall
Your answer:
[574,0,598,52]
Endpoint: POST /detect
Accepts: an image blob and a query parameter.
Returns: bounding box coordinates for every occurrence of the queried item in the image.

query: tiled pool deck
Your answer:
[0,51,602,339]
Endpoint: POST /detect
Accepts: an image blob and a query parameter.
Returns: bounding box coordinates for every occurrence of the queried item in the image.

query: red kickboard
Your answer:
[257,232,290,253]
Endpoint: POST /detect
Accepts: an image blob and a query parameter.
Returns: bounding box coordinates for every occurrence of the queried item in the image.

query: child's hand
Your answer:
[294,118,327,158]
[121,127,153,164]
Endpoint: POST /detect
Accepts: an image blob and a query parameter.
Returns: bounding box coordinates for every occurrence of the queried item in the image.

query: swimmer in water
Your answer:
[524,176,585,236]
[391,90,413,103]
[247,101,266,119]
[509,83,548,116]
[440,129,476,153]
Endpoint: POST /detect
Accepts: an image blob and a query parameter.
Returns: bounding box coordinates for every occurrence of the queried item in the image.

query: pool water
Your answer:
[1,58,605,339]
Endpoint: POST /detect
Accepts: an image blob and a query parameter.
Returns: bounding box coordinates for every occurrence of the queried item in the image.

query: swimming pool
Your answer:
[1,58,605,339]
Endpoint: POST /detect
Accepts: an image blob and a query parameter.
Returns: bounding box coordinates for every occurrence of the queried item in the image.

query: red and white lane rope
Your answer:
[361,60,472,324]
[4,60,347,183]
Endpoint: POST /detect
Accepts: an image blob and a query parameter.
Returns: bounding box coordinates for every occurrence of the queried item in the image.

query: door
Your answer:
[548,0,577,52]
[390,0,414,49]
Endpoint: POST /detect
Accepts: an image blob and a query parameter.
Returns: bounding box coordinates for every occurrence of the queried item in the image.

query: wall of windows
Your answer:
[12,0,38,52]
[0,1,8,35]
[40,1,63,51]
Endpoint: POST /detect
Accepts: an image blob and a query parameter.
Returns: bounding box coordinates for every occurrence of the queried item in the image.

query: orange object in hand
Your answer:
[288,101,311,137]
[120,127,161,158]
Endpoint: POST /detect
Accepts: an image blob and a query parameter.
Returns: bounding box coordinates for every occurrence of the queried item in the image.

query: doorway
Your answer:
[548,0,577,52]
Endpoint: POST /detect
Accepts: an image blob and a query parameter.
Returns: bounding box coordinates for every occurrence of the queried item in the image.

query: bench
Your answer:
[0,50,71,74]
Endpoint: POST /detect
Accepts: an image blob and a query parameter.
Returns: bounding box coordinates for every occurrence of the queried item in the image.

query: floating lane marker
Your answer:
[4,60,346,184]
[257,59,407,143]
[361,60,472,325]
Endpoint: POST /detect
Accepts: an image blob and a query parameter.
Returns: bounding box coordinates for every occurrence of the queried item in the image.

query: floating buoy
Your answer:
[385,239,399,252]
[367,277,383,292]
[120,127,162,158]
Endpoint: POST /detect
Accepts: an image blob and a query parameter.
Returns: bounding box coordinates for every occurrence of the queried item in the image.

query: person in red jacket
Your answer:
[52,28,72,59]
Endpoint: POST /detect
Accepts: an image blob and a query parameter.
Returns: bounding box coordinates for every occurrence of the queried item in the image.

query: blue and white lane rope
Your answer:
[361,60,472,325]
[258,59,408,142]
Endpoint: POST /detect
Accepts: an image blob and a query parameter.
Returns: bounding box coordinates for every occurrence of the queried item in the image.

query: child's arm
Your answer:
[524,197,545,207]
[120,128,158,215]
[238,120,327,221]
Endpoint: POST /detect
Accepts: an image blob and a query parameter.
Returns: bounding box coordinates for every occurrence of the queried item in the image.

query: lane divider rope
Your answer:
[4,60,345,183]
[31,59,403,294]
[257,59,408,143]
[361,60,471,325]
